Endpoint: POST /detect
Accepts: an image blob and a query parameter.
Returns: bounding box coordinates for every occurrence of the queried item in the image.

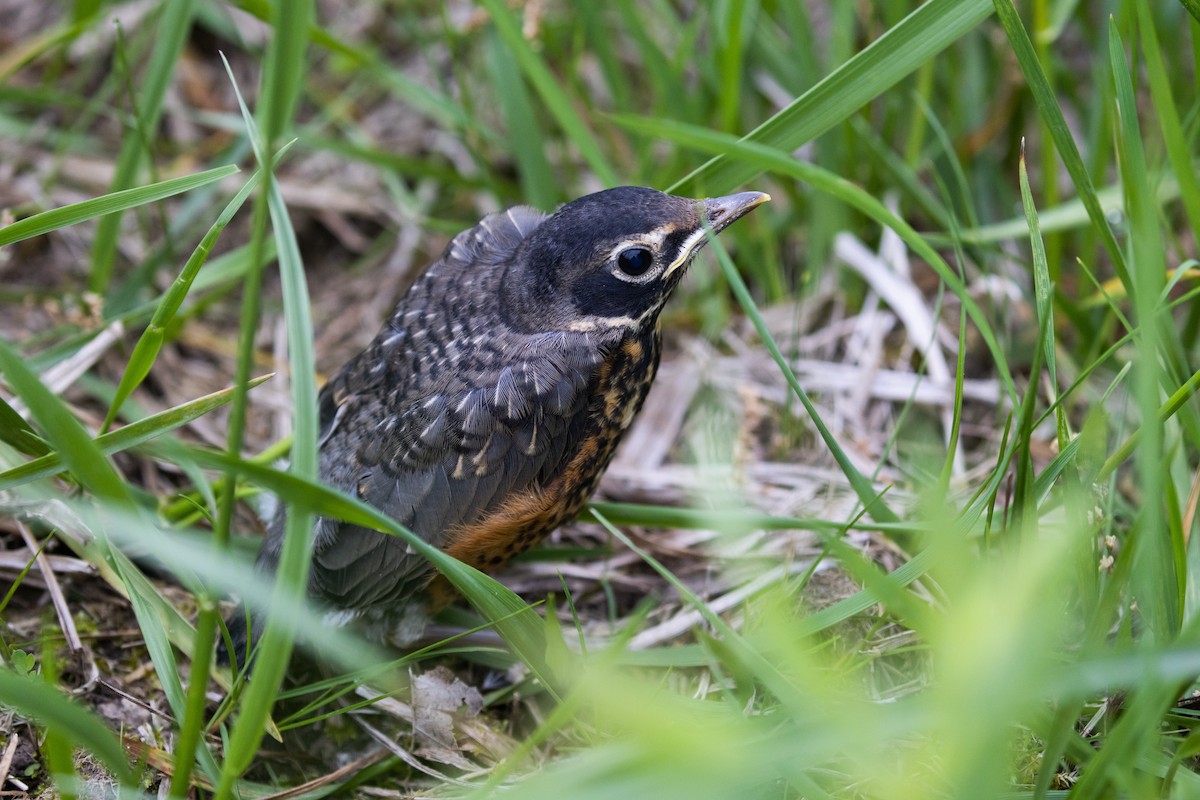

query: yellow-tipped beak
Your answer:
[702,191,771,234]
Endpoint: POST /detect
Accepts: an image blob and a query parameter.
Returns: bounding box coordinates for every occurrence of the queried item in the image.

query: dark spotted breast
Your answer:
[424,328,661,607]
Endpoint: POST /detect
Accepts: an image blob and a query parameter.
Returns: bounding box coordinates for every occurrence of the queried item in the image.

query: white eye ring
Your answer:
[607,241,662,283]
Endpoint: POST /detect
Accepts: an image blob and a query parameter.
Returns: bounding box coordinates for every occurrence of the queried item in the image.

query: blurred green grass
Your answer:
[0,1,1199,798]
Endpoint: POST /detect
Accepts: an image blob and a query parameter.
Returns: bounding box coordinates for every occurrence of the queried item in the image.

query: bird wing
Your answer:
[306,333,602,611]
[444,204,546,270]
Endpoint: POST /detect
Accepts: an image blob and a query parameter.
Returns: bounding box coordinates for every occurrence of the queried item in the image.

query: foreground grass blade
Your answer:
[212,20,316,788]
[1179,0,1200,25]
[0,339,210,783]
[0,377,271,491]
[1137,2,1200,242]
[590,508,807,713]
[0,165,238,248]
[0,394,50,457]
[102,154,290,432]
[44,498,393,681]
[0,669,135,785]
[0,339,130,502]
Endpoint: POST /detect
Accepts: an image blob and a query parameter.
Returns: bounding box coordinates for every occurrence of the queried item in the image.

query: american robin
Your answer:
[223,185,768,665]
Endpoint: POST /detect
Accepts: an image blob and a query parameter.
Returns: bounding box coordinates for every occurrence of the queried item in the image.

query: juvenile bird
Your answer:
[223,186,768,665]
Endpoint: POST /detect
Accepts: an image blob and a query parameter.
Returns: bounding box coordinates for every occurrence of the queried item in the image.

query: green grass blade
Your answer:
[1109,19,1176,639]
[0,15,95,82]
[53,499,393,679]
[0,669,135,785]
[576,4,633,119]
[0,377,271,491]
[109,544,190,712]
[188,446,556,691]
[671,0,994,195]
[1007,271,1046,531]
[913,92,981,230]
[1019,144,1068,449]
[0,165,238,247]
[0,394,50,457]
[991,0,1129,288]
[1096,363,1200,483]
[478,0,618,187]
[852,115,954,234]
[249,139,319,670]
[254,0,312,149]
[612,0,697,159]
[36,645,77,800]
[1137,2,1200,238]
[234,0,479,136]
[214,32,317,789]
[88,0,198,294]
[590,508,809,712]
[938,241,970,491]
[173,605,220,796]
[485,32,558,210]
[102,156,286,432]
[1180,0,1200,25]
[947,175,1182,245]
[796,545,937,638]
[713,0,752,134]
[0,340,209,777]
[587,500,912,535]
[0,339,130,503]
[707,232,899,525]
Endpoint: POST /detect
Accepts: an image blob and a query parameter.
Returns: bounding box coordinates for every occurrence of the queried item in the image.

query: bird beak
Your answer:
[701,191,771,234]
[664,191,770,278]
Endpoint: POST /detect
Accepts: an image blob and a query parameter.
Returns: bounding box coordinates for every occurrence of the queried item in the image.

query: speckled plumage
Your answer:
[223,186,767,665]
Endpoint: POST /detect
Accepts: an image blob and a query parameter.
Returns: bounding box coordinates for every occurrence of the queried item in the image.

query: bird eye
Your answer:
[616,247,654,277]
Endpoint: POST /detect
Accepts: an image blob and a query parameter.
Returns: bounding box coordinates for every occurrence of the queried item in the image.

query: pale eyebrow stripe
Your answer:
[601,225,677,263]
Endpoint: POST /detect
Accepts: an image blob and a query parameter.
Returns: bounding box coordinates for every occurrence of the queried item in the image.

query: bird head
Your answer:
[500,186,769,334]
